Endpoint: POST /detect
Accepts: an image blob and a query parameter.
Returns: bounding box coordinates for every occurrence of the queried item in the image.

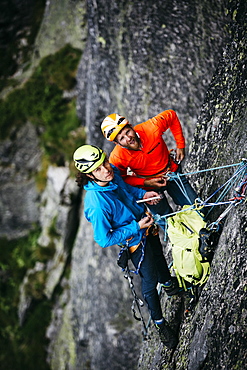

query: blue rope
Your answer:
[205,161,247,203]
[170,172,194,204]
[155,160,247,223]
[128,239,146,275]
[168,161,244,179]
[204,161,247,216]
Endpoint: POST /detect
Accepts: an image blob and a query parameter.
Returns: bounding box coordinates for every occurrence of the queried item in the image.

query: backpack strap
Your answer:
[198,261,210,286]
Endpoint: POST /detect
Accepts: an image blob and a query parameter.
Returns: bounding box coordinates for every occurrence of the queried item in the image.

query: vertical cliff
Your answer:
[138,2,247,368]
[51,1,245,369]
[0,0,246,369]
[76,0,231,150]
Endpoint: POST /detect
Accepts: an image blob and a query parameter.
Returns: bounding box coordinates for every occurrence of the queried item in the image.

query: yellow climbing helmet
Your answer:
[73,145,106,173]
[101,113,129,141]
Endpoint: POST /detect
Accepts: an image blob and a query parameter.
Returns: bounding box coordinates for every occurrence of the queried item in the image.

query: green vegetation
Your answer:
[110,311,133,332]
[0,44,85,166]
[0,228,55,369]
[0,42,85,369]
[35,154,51,192]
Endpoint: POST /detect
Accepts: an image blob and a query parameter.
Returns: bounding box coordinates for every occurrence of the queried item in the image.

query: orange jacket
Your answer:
[109,110,185,188]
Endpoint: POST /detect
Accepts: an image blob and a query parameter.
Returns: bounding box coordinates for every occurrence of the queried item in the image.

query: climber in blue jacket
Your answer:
[73,144,179,348]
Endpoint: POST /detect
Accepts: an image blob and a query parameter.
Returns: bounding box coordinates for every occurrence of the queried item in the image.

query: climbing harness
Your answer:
[117,240,146,275]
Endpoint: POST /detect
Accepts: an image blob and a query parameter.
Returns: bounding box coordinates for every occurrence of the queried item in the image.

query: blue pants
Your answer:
[148,166,198,230]
[130,233,170,321]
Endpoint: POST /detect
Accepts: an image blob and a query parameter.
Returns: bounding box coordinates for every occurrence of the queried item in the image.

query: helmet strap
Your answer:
[87,173,110,184]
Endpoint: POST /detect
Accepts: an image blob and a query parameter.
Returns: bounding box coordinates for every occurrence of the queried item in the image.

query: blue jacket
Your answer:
[84,166,147,248]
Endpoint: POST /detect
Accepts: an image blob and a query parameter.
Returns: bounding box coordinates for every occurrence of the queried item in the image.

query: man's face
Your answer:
[115,126,140,150]
[89,158,114,185]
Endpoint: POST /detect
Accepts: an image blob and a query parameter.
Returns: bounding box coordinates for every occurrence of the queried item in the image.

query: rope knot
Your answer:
[194,198,204,210]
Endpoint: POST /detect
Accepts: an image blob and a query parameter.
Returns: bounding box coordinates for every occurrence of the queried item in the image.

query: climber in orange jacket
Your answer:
[101,110,198,230]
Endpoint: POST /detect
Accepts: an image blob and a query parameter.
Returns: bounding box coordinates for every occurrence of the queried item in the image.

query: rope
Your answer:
[154,160,247,224]
[170,172,195,204]
[167,161,244,179]
[204,161,247,217]
[204,161,247,203]
[124,266,148,339]
[129,240,145,275]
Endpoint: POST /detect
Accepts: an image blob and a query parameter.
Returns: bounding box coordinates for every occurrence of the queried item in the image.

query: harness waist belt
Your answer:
[128,223,159,253]
[129,244,140,254]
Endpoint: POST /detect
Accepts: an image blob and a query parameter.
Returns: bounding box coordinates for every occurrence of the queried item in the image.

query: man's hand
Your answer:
[143,191,161,205]
[138,213,154,229]
[176,148,185,163]
[144,177,168,189]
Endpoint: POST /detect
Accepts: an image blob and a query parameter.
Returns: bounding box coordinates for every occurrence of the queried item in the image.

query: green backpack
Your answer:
[167,205,211,290]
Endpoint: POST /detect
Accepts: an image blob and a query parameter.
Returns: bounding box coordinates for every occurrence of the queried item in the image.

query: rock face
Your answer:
[1,0,246,369]
[49,1,245,369]
[0,122,41,239]
[137,4,247,369]
[65,210,144,370]
[76,0,231,151]
[68,1,246,369]
[32,0,86,64]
